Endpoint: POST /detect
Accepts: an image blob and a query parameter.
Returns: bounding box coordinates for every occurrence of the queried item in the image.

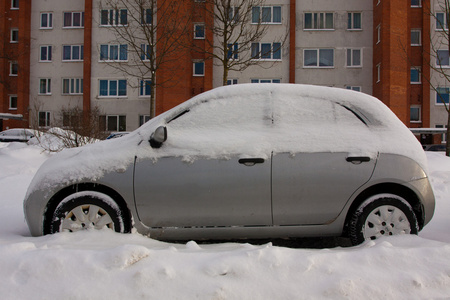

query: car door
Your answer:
[271,95,378,225]
[134,93,273,228]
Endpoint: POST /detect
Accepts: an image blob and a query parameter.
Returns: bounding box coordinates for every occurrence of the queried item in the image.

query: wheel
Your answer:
[349,194,419,245]
[49,191,128,234]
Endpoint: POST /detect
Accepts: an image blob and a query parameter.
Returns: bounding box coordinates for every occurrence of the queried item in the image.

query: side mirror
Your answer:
[149,126,167,148]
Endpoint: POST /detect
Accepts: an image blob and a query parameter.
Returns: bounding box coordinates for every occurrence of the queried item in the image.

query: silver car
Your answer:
[24,84,435,245]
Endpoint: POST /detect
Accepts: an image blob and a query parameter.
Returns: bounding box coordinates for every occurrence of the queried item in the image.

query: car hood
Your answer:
[25,132,143,199]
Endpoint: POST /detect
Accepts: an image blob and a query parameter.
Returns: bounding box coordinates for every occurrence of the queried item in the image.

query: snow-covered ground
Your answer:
[1,142,450,299]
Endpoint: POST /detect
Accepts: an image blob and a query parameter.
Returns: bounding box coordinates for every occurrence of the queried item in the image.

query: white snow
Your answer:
[1,141,450,299]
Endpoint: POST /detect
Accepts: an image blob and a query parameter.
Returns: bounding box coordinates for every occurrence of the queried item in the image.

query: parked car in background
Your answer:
[23,84,435,245]
[423,144,446,152]
[0,128,35,143]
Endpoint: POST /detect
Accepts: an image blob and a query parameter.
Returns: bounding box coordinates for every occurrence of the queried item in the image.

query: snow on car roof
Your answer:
[27,84,427,195]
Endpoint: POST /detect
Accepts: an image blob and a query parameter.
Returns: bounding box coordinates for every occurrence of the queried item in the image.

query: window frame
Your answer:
[411,29,421,46]
[347,12,362,30]
[100,9,128,26]
[39,78,52,95]
[100,44,128,62]
[251,42,282,60]
[376,64,381,83]
[194,23,205,39]
[39,45,52,62]
[346,48,362,68]
[139,115,150,126]
[303,48,334,68]
[10,28,18,43]
[9,61,18,76]
[139,80,152,97]
[62,78,84,95]
[251,79,281,83]
[411,0,422,7]
[141,8,152,25]
[99,79,127,97]
[9,95,17,110]
[227,79,238,85]
[140,44,151,61]
[346,86,361,92]
[11,0,18,10]
[252,6,282,24]
[40,12,53,29]
[436,87,450,105]
[39,111,51,127]
[410,67,421,84]
[63,12,85,28]
[436,12,448,31]
[193,61,205,76]
[62,45,84,62]
[436,49,450,67]
[304,12,334,30]
[410,105,421,123]
[106,115,127,132]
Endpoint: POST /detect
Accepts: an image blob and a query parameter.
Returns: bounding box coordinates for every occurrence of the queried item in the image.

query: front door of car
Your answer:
[133,94,273,228]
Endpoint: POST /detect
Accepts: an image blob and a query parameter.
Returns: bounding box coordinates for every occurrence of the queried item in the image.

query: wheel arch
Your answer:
[343,182,425,236]
[43,182,133,235]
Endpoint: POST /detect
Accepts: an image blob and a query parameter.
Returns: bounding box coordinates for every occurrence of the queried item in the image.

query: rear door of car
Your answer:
[271,96,377,225]
[134,93,274,228]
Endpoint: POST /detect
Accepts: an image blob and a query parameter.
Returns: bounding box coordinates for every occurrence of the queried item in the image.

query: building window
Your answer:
[376,64,381,83]
[40,45,52,62]
[10,28,18,43]
[347,12,361,30]
[9,61,18,76]
[346,49,362,67]
[99,79,127,97]
[39,79,52,95]
[63,12,85,28]
[436,12,448,31]
[411,29,421,46]
[251,79,281,83]
[139,80,151,96]
[437,50,450,67]
[227,43,239,60]
[411,67,421,84]
[139,115,150,126]
[251,42,281,60]
[100,44,128,61]
[193,61,204,76]
[410,105,421,122]
[411,0,421,7]
[252,6,281,24]
[376,24,381,44]
[436,87,450,104]
[39,111,51,127]
[40,13,53,29]
[63,45,84,61]
[346,86,361,92]
[194,24,205,39]
[9,95,17,110]
[141,8,152,25]
[304,12,333,30]
[62,78,83,95]
[228,6,239,22]
[227,79,238,85]
[100,9,128,26]
[106,115,126,132]
[140,44,151,61]
[11,0,18,9]
[303,49,334,68]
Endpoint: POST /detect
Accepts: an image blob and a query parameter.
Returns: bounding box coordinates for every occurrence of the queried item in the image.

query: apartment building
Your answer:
[0,0,447,144]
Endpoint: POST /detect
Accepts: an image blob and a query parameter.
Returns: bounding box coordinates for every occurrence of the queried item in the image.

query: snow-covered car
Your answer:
[23,84,435,245]
[0,128,35,143]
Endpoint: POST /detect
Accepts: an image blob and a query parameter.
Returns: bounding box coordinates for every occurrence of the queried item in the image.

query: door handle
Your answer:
[239,158,265,166]
[346,156,371,164]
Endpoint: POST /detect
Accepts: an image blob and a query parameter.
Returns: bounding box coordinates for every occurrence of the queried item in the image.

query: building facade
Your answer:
[0,0,448,144]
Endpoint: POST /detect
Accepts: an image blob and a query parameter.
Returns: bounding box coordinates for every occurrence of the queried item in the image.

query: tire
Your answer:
[349,194,419,245]
[49,191,128,234]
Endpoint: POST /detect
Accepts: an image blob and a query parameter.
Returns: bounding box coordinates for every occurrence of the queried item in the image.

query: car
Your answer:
[23,84,435,245]
[0,128,35,143]
[423,144,446,152]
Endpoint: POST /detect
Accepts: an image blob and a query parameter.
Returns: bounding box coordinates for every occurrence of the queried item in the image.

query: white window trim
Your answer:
[303,48,335,68]
[252,6,282,25]
[346,86,361,92]
[39,45,52,62]
[39,111,51,127]
[98,79,128,98]
[376,24,381,44]
[376,64,381,83]
[303,12,334,31]
[346,48,363,68]
[411,0,422,8]
[436,49,450,68]
[9,61,18,76]
[63,12,85,28]
[251,42,282,61]
[251,79,281,83]
[10,28,18,43]
[40,12,53,29]
[100,9,128,27]
[62,45,84,62]
[411,67,421,84]
[347,12,362,31]
[140,44,151,61]
[435,88,450,105]
[194,23,205,39]
[139,79,152,97]
[9,95,17,110]
[39,79,52,95]
[410,105,422,123]
[11,0,18,10]
[193,61,205,76]
[435,12,448,31]
[99,44,128,62]
[62,78,83,95]
[411,29,421,46]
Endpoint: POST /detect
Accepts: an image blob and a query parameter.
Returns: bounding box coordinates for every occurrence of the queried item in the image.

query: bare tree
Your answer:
[100,0,192,118]
[193,0,288,86]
